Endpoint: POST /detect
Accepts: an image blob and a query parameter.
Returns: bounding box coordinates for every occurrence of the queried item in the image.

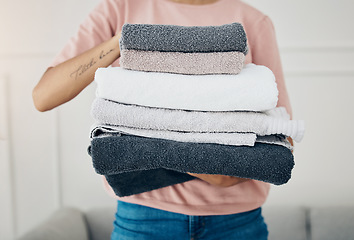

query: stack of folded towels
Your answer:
[88,23,305,197]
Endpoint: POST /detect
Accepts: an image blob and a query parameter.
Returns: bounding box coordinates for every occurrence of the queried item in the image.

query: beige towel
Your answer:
[119,49,245,75]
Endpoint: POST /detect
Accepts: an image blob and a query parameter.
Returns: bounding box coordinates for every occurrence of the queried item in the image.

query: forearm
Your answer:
[187,173,249,187]
[33,34,121,112]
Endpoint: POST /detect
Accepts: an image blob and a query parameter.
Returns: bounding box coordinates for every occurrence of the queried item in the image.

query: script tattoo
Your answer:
[70,58,97,80]
[70,48,115,80]
[100,49,114,59]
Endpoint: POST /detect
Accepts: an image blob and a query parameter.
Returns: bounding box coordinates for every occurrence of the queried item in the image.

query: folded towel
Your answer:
[94,64,278,112]
[104,170,194,197]
[91,124,293,149]
[91,98,305,142]
[119,49,245,75]
[88,133,292,196]
[104,166,195,197]
[256,135,293,150]
[91,124,257,146]
[89,134,294,185]
[120,22,248,54]
[87,128,195,197]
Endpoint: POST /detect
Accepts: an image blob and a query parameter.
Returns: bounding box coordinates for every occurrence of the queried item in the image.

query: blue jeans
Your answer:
[111,201,268,240]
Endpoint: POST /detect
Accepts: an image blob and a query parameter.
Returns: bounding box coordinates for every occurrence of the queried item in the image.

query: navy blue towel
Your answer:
[89,134,294,190]
[87,146,195,197]
[105,169,195,197]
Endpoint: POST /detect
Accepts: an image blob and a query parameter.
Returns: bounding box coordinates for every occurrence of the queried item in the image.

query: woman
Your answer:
[33,0,292,239]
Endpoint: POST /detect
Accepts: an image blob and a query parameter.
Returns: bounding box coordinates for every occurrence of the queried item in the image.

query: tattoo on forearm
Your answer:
[100,49,114,59]
[70,48,115,79]
[70,58,97,80]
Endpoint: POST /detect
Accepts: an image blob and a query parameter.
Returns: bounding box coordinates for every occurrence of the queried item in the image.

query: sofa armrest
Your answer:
[263,206,309,240]
[310,206,354,240]
[85,207,116,240]
[16,208,89,240]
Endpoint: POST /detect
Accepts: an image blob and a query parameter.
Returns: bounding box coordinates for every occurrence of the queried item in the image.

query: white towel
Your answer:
[90,124,293,149]
[91,98,305,142]
[90,124,257,146]
[94,63,278,112]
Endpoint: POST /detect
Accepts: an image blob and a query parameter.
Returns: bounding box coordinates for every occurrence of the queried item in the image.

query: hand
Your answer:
[287,137,294,153]
[187,172,249,187]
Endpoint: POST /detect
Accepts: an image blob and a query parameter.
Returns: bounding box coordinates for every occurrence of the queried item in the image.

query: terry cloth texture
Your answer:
[104,170,195,197]
[119,49,245,75]
[94,63,278,112]
[256,135,293,150]
[120,22,248,54]
[91,98,305,142]
[89,134,294,185]
[91,124,292,149]
[90,124,257,146]
[91,145,195,197]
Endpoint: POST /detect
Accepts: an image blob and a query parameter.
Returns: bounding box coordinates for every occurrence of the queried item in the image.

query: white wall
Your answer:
[244,0,354,207]
[0,0,353,239]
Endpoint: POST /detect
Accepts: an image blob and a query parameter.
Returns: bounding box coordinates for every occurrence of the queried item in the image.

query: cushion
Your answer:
[263,206,308,240]
[310,206,354,240]
[17,208,89,240]
[85,207,115,240]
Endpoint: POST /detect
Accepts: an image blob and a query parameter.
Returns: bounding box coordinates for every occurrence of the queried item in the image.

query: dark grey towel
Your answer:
[89,134,294,187]
[87,146,195,197]
[105,169,195,197]
[120,22,248,54]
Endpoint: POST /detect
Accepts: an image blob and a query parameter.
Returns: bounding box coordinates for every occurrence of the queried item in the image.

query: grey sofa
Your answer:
[17,206,354,240]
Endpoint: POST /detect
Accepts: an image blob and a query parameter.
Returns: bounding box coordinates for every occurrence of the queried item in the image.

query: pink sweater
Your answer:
[51,0,292,216]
